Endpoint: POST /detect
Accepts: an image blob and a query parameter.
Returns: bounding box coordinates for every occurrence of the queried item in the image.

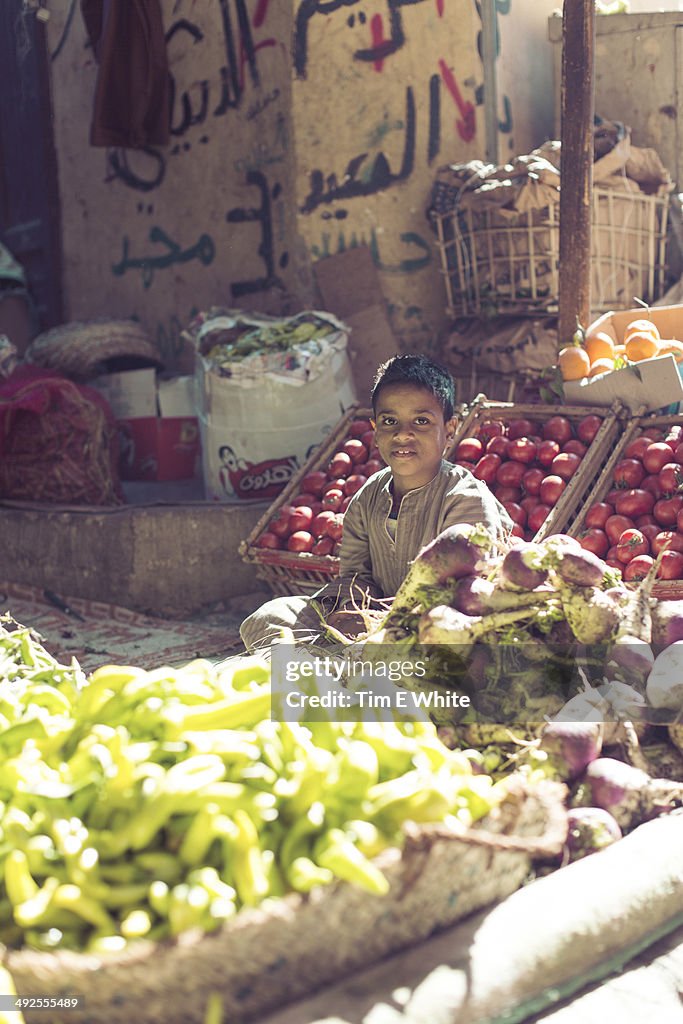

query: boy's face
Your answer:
[371,383,456,496]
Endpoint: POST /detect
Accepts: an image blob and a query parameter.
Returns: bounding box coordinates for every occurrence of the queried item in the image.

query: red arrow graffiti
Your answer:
[438,58,475,142]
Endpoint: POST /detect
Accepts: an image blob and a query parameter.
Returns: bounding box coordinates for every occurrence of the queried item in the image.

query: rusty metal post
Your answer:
[558,0,595,348]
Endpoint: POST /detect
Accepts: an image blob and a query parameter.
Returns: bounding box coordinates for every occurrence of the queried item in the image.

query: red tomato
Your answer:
[311,510,336,538]
[585,502,613,529]
[312,536,335,556]
[674,443,683,466]
[577,414,603,444]
[614,489,655,519]
[522,467,545,496]
[496,460,526,488]
[605,487,623,506]
[543,416,573,445]
[659,462,683,495]
[495,485,523,504]
[323,478,346,494]
[507,418,536,440]
[504,502,526,526]
[624,555,655,582]
[641,474,664,501]
[506,438,538,464]
[647,428,665,442]
[651,531,683,556]
[616,528,649,563]
[321,489,344,511]
[344,474,367,496]
[605,514,636,546]
[639,524,662,548]
[300,470,329,497]
[328,452,354,478]
[635,514,656,527]
[654,495,683,527]
[455,437,484,462]
[579,528,609,558]
[664,425,683,449]
[340,496,352,512]
[289,506,314,532]
[624,436,652,461]
[474,453,502,484]
[486,435,509,458]
[326,514,344,542]
[563,439,588,458]
[361,430,376,451]
[539,474,567,505]
[551,452,582,481]
[606,545,619,561]
[364,459,384,477]
[348,418,373,438]
[643,442,674,475]
[287,531,314,553]
[528,503,552,533]
[677,507,683,533]
[342,439,368,465]
[478,419,506,441]
[537,439,561,467]
[613,459,645,489]
[510,523,526,539]
[291,493,318,509]
[257,531,283,550]
[269,505,296,538]
[657,549,683,580]
[521,495,541,515]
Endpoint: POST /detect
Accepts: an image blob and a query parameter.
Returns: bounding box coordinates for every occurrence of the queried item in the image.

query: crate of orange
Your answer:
[561,306,683,413]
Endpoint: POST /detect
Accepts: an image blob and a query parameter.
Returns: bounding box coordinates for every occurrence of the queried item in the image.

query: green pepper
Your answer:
[314,828,389,896]
[229,809,269,908]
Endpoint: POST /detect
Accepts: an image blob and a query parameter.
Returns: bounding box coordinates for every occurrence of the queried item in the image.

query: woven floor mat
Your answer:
[0,582,245,674]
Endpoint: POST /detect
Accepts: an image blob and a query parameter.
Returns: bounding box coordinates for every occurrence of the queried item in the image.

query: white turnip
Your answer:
[417,604,539,651]
[554,549,606,588]
[651,600,683,648]
[389,523,492,616]
[560,587,621,644]
[499,544,549,591]
[539,721,603,781]
[574,756,683,830]
[564,807,622,862]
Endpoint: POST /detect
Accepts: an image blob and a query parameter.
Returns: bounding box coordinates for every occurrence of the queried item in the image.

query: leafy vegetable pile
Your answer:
[0,618,517,955]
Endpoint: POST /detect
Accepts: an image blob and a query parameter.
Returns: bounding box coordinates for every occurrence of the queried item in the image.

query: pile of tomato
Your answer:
[450,412,604,543]
[255,416,383,556]
[579,422,683,581]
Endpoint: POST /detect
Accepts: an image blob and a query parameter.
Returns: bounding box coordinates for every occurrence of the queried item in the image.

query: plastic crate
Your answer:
[450,397,625,542]
[432,187,669,318]
[239,405,377,596]
[569,410,683,598]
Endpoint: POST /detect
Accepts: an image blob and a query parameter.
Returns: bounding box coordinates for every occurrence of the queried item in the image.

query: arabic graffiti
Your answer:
[300,85,415,214]
[105,148,166,193]
[310,225,431,274]
[438,58,475,143]
[226,170,287,298]
[111,228,215,289]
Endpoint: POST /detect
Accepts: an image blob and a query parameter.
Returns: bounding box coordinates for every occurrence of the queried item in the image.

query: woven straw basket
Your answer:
[5,779,566,1024]
[25,320,162,380]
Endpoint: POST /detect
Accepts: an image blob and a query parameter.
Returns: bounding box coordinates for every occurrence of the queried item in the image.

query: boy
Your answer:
[240,354,511,651]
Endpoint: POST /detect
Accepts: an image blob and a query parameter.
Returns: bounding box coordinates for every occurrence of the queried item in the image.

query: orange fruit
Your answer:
[588,358,614,377]
[614,344,626,357]
[656,339,683,363]
[585,331,615,364]
[623,318,660,345]
[559,345,591,381]
[624,331,660,361]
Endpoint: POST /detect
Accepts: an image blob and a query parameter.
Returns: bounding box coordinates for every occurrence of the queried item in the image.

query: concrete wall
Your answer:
[46,1,557,367]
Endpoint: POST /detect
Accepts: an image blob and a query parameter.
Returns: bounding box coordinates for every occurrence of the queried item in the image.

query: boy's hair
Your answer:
[371,354,455,421]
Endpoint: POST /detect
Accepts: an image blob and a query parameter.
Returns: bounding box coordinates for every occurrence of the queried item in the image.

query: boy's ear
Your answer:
[443,416,457,452]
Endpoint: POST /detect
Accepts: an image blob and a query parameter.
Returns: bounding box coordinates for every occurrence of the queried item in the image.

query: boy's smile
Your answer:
[372,383,456,498]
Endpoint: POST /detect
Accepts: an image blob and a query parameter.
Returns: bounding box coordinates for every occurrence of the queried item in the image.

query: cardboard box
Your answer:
[92,369,201,481]
[563,306,683,413]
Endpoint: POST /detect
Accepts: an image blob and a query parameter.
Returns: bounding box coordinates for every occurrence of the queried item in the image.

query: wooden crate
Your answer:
[568,410,683,598]
[450,397,626,542]
[239,405,376,596]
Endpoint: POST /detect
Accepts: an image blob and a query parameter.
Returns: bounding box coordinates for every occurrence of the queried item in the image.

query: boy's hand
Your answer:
[326,610,368,639]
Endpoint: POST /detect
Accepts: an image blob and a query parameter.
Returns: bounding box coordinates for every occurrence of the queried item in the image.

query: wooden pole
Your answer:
[558,0,595,348]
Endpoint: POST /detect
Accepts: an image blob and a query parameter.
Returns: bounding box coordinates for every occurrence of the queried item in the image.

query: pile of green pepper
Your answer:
[0,619,513,954]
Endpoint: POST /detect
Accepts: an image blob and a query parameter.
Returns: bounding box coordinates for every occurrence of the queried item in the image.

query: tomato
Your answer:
[639,524,662,549]
[348,418,373,438]
[310,510,336,538]
[673,443,683,466]
[328,452,354,478]
[563,439,588,458]
[344,474,367,496]
[537,440,561,467]
[455,437,484,462]
[478,419,506,442]
[326,514,344,542]
[577,414,603,444]
[605,514,635,546]
[312,536,335,555]
[658,462,683,495]
[641,474,664,501]
[624,436,654,461]
[495,485,523,504]
[623,555,655,582]
[657,549,683,580]
[654,495,683,527]
[510,523,526,539]
[504,502,526,526]
[291,493,319,509]
[522,467,545,496]
[527,503,552,533]
[614,489,655,518]
[474,453,502,484]
[507,418,536,440]
[287,530,314,553]
[257,531,283,550]
[289,506,314,533]
[506,438,537,464]
[635,514,656,527]
[579,528,609,558]
[646,428,665,442]
[521,495,540,515]
[613,459,645,489]
[361,430,376,451]
[365,459,384,478]
[300,470,329,497]
[321,489,344,511]
[585,502,613,529]
[605,487,623,506]
[496,460,526,488]
[677,507,683,533]
[642,442,673,475]
[616,528,649,563]
[269,505,296,538]
[539,474,567,505]
[342,439,368,465]
[651,531,683,556]
[551,452,582,481]
[543,416,573,445]
[486,435,509,458]
[664,425,683,449]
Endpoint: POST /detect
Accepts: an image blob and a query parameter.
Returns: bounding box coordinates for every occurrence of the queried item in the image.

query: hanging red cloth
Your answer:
[81,0,170,148]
